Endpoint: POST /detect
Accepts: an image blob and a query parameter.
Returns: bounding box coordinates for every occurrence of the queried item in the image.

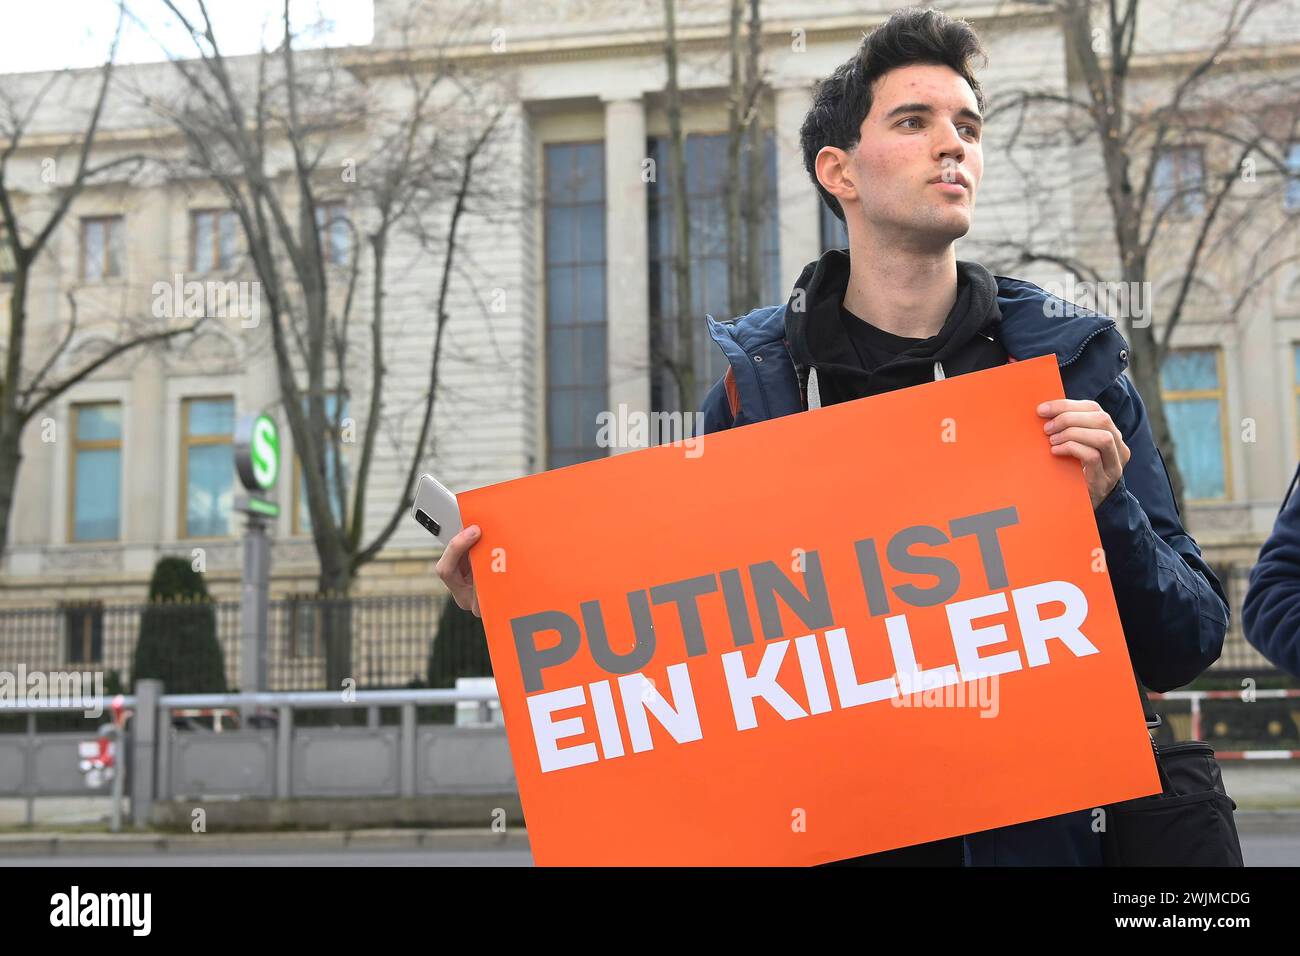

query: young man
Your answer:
[698,7,1228,865]
[1242,462,1300,676]
[438,7,1229,865]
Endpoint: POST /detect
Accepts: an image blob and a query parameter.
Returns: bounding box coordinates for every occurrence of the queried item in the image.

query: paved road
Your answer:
[1,832,1295,866]
[5,848,535,866]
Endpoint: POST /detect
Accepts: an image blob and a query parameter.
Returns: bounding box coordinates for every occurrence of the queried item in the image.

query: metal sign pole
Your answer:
[233,412,281,723]
[239,506,271,720]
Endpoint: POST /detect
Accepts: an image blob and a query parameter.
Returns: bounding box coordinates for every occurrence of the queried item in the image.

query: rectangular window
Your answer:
[63,603,104,664]
[81,216,125,281]
[294,394,348,534]
[1160,348,1229,500]
[647,131,781,413]
[543,141,608,470]
[69,402,122,541]
[1294,344,1300,453]
[181,396,235,537]
[191,209,238,272]
[287,599,322,658]
[820,201,849,254]
[315,201,350,266]
[1286,143,1300,212]
[1153,146,1205,219]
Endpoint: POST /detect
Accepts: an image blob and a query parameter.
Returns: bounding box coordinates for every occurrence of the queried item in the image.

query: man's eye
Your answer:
[961,125,981,138]
[899,117,922,129]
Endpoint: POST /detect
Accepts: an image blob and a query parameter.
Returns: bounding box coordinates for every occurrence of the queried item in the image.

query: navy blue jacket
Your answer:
[1242,464,1300,675]
[699,273,1229,866]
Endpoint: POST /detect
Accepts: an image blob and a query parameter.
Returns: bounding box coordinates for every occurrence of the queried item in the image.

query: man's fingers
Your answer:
[440,524,481,571]
[435,525,481,610]
[1037,399,1101,418]
[1048,426,1124,470]
[1045,409,1129,468]
[1050,438,1123,493]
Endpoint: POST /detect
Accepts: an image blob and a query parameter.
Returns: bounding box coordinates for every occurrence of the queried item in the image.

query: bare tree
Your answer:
[983,0,1300,513]
[127,0,508,687]
[661,0,696,414]
[0,6,202,564]
[726,0,766,316]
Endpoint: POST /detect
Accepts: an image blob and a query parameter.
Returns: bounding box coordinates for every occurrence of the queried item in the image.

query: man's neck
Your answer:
[840,228,958,339]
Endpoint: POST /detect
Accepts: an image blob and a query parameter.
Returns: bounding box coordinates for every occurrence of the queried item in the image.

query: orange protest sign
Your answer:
[460,355,1160,866]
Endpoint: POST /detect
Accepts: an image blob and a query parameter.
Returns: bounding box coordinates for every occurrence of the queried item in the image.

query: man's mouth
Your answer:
[929,171,970,190]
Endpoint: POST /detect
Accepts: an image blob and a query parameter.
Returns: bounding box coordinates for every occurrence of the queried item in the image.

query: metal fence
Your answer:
[0,684,513,828]
[0,563,1284,694]
[1211,563,1276,674]
[0,593,487,692]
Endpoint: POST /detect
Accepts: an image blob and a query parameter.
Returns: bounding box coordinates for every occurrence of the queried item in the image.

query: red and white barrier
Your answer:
[1146,689,1300,759]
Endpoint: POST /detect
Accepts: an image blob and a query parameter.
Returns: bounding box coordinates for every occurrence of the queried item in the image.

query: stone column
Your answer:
[602,95,651,448]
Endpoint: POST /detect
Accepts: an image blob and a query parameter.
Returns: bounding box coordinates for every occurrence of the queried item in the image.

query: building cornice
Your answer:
[344,3,1057,77]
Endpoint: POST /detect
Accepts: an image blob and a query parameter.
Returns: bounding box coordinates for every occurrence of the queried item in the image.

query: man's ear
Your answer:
[815,145,857,209]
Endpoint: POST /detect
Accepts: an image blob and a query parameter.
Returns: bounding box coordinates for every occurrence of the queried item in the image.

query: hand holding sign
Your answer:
[1039,399,1133,509]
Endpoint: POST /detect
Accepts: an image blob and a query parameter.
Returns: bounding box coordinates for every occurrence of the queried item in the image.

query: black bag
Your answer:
[1101,717,1244,867]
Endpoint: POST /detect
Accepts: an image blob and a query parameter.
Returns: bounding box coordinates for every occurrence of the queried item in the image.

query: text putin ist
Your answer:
[512,505,1101,773]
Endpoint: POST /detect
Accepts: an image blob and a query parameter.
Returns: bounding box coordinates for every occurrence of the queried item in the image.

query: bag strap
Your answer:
[1132,674,1178,794]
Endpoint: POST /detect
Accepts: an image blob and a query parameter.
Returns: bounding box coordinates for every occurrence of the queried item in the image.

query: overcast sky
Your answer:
[0,0,375,73]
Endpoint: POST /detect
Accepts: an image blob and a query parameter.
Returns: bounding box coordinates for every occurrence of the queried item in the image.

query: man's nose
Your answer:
[934,122,966,162]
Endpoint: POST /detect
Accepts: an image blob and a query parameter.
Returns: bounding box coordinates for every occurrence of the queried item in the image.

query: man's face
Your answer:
[834,63,984,249]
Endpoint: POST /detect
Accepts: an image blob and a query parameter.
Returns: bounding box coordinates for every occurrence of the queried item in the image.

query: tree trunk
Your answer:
[0,428,22,566]
[725,0,744,317]
[317,558,355,696]
[742,0,763,312]
[0,266,30,567]
[664,0,695,413]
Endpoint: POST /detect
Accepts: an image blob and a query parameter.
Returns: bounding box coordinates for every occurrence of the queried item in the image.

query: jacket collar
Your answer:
[709,272,1130,402]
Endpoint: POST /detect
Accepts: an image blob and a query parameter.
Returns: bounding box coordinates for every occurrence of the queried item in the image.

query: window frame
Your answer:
[542,139,609,470]
[179,394,235,540]
[314,200,350,267]
[1160,346,1232,502]
[79,215,125,282]
[1154,145,1206,220]
[1293,342,1300,457]
[1285,142,1300,213]
[645,129,781,414]
[189,208,237,273]
[63,602,105,665]
[67,401,123,543]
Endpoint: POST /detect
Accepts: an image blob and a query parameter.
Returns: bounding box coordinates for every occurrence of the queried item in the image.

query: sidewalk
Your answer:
[0,826,529,857]
[1,811,1295,858]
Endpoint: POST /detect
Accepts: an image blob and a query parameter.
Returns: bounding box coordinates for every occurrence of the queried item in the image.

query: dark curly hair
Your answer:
[800,7,988,222]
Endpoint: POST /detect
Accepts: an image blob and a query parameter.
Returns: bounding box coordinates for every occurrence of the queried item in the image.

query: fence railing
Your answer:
[0,592,487,692]
[0,564,1284,694]
[0,684,510,828]
[1212,563,1277,673]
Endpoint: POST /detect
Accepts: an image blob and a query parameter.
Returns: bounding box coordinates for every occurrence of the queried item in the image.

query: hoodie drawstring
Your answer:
[806,360,946,411]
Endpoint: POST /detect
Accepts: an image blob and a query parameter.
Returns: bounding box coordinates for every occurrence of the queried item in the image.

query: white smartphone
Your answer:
[411,473,463,546]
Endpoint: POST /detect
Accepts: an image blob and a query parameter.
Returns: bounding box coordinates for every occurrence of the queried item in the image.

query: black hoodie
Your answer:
[786,248,1007,867]
[784,248,1007,407]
